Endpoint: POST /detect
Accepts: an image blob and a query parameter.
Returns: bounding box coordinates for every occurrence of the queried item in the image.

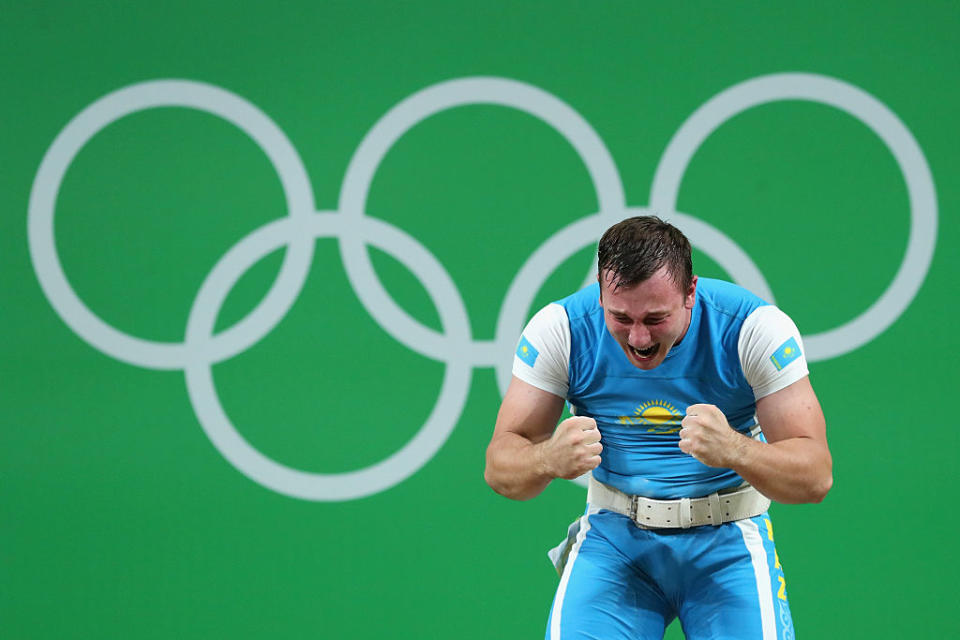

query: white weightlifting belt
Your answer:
[587,475,771,529]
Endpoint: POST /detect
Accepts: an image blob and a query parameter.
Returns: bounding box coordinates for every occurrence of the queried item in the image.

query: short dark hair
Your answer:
[597,216,693,291]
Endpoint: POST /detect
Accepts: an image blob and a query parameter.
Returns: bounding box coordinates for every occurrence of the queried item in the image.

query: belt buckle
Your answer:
[628,496,656,530]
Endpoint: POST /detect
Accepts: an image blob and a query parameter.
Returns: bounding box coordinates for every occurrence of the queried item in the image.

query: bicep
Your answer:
[493,376,566,444]
[755,376,827,445]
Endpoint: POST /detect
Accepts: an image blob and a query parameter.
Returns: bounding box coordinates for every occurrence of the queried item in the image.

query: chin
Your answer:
[632,358,663,370]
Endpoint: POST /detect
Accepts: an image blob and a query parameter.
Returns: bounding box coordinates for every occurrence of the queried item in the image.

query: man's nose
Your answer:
[629,323,651,347]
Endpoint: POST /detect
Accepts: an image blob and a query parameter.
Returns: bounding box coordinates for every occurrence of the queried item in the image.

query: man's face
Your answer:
[599,267,697,370]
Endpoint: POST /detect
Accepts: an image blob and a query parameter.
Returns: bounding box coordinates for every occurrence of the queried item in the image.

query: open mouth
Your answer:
[629,344,658,360]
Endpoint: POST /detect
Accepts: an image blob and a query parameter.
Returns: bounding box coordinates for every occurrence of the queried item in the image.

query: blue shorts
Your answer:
[546,509,794,640]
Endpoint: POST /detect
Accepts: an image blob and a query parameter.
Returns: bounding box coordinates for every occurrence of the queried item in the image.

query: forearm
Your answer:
[484,433,553,501]
[729,434,833,504]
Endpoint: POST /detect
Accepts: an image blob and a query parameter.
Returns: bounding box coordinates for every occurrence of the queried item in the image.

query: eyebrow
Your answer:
[608,308,671,318]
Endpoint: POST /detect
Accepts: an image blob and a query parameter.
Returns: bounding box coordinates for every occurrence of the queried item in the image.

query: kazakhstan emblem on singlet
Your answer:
[618,400,684,434]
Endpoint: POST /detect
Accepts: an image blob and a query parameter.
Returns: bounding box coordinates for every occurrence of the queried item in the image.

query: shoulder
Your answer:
[696,278,768,321]
[513,301,573,398]
[737,304,809,399]
[554,283,606,360]
[554,282,602,321]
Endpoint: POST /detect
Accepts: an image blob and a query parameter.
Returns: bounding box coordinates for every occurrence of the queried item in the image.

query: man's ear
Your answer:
[684,275,698,309]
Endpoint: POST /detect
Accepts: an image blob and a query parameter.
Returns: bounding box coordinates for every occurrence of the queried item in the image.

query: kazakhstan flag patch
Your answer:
[770,337,802,371]
[516,336,539,367]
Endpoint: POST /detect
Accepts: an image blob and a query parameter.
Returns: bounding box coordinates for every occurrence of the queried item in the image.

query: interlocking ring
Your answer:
[28,73,937,500]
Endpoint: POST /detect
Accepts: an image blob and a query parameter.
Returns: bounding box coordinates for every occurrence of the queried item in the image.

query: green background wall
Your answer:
[3,2,957,638]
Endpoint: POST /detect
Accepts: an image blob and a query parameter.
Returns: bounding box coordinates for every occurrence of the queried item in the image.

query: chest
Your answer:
[568,334,757,431]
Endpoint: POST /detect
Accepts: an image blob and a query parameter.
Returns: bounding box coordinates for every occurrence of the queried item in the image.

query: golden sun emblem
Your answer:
[619,400,683,434]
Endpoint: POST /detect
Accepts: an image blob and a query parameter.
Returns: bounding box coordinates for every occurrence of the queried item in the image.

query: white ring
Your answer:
[337,77,626,362]
[184,213,472,501]
[27,80,316,369]
[650,72,937,361]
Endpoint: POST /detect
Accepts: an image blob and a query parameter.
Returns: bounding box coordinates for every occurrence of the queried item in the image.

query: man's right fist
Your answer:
[540,416,603,480]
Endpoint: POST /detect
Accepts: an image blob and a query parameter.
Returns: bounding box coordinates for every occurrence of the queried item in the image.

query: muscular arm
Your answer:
[680,376,833,504]
[484,376,601,501]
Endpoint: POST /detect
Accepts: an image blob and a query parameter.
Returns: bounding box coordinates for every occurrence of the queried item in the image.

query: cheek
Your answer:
[609,318,626,333]
[650,323,675,342]
[604,321,627,342]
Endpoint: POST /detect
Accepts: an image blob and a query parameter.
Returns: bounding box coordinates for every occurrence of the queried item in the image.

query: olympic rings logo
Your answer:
[28,73,937,501]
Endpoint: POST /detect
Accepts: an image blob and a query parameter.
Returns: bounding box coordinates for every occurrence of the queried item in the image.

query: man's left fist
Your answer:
[678,403,745,468]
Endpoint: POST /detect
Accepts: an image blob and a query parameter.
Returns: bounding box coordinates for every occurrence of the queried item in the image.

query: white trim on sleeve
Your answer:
[511,303,570,398]
[738,306,810,400]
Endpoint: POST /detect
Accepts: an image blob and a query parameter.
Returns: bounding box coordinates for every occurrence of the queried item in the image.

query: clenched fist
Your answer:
[540,416,602,480]
[678,404,746,469]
